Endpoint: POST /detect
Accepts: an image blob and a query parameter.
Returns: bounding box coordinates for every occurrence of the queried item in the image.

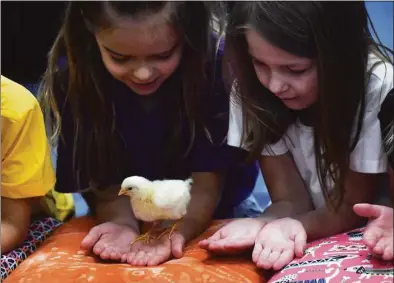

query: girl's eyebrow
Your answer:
[103,46,129,57]
[249,51,310,67]
[103,43,179,58]
[249,54,266,65]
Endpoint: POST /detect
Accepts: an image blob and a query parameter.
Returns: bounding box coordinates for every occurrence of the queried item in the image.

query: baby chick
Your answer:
[118,176,192,245]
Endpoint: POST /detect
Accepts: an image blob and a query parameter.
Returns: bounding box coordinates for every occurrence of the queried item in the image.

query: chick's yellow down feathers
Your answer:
[118,176,193,244]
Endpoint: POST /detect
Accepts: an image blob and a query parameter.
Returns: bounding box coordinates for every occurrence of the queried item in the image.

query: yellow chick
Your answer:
[118,176,193,244]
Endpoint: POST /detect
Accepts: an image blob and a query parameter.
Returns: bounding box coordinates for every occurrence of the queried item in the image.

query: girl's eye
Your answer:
[110,55,129,63]
[287,66,309,75]
[153,51,173,60]
[252,58,266,68]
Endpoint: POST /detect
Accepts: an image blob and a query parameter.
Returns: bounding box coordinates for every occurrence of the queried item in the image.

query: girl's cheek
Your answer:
[157,57,181,77]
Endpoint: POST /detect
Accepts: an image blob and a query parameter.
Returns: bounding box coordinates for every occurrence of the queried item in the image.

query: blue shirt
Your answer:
[54,44,258,219]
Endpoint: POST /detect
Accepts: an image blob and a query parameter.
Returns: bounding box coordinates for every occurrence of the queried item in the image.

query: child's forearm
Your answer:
[294,204,364,241]
[177,172,222,241]
[1,197,32,253]
[261,199,314,222]
[92,186,140,233]
[1,221,29,253]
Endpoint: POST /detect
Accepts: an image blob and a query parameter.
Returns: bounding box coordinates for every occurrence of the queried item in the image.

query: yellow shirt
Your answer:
[1,76,56,198]
[1,76,75,221]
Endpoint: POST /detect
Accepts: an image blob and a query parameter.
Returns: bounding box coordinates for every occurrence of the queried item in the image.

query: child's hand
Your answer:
[121,231,185,266]
[253,217,306,270]
[80,222,139,260]
[353,203,393,261]
[199,218,266,253]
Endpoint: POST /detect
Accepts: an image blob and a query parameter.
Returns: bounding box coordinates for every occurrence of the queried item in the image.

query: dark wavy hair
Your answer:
[39,1,226,190]
[380,88,394,169]
[224,2,393,209]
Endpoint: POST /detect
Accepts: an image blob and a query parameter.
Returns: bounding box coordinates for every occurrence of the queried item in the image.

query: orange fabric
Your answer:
[5,217,267,283]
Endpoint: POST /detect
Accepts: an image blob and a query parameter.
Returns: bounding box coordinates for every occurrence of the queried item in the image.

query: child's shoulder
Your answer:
[366,53,393,111]
[368,52,393,83]
[1,76,40,122]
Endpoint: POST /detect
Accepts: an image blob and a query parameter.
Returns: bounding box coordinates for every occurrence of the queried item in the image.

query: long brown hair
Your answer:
[39,2,225,191]
[224,2,393,209]
[380,88,394,169]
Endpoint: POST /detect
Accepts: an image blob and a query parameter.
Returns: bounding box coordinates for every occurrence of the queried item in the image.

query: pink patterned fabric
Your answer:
[268,227,393,283]
[1,217,61,281]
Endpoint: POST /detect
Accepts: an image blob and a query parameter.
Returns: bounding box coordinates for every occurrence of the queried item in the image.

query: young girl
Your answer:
[39,2,258,266]
[200,2,393,269]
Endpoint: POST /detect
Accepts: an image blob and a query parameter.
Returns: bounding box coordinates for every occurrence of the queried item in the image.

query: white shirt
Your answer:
[228,53,394,209]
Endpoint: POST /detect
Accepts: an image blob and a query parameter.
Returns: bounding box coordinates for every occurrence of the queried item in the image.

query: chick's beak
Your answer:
[118,187,128,196]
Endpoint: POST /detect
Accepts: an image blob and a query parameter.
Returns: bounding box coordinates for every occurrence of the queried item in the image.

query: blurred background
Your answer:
[1,1,393,217]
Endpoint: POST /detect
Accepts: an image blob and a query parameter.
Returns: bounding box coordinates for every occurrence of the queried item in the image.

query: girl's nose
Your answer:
[133,66,153,82]
[267,74,287,95]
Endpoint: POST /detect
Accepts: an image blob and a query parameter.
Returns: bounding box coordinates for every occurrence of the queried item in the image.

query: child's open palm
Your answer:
[199,218,266,253]
[80,222,139,261]
[253,217,306,270]
[353,203,393,261]
[121,230,185,266]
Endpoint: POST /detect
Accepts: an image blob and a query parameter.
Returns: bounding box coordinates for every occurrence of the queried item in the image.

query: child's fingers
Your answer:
[198,240,208,248]
[207,238,246,253]
[207,238,231,251]
[252,242,263,263]
[126,252,137,264]
[373,236,391,257]
[92,240,107,255]
[199,229,227,248]
[148,244,172,266]
[353,203,382,219]
[121,254,128,263]
[99,248,111,260]
[80,226,103,250]
[108,247,120,260]
[138,251,150,266]
[110,251,120,260]
[142,252,152,266]
[147,251,167,266]
[363,227,380,247]
[211,229,228,241]
[171,234,185,258]
[372,242,384,255]
[222,237,254,250]
[256,246,272,269]
[267,250,281,267]
[131,250,146,266]
[294,231,307,258]
[382,243,393,261]
[199,237,216,248]
[273,250,293,271]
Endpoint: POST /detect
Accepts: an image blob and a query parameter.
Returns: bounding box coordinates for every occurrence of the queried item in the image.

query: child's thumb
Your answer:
[171,234,185,258]
[294,230,307,258]
[353,203,382,219]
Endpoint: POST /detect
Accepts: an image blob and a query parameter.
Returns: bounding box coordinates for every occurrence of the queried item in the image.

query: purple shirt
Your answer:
[54,46,258,218]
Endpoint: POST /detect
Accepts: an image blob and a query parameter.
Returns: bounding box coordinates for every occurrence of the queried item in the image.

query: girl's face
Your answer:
[95,15,182,96]
[246,29,318,110]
